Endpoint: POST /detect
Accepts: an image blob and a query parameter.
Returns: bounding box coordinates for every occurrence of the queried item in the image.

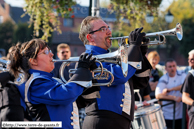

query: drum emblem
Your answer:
[151,118,157,123]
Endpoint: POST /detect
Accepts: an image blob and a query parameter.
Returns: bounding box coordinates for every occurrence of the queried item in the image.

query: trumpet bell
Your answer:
[92,44,128,77]
[119,45,128,77]
[175,23,183,41]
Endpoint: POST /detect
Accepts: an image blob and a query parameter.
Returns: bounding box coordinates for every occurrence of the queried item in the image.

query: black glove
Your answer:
[77,53,97,70]
[90,61,98,71]
[142,37,150,44]
[140,45,148,56]
[128,27,145,46]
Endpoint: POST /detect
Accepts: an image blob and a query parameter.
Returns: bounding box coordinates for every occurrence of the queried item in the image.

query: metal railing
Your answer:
[159,99,187,129]
[159,99,176,129]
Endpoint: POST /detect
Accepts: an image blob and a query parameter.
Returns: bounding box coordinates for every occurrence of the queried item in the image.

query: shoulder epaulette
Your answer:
[158,73,169,85]
[177,70,184,76]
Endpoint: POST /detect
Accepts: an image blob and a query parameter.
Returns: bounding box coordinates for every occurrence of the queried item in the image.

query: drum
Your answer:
[131,104,166,129]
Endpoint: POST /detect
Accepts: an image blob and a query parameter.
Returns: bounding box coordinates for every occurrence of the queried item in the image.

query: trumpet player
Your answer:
[8,38,99,129]
[78,16,152,129]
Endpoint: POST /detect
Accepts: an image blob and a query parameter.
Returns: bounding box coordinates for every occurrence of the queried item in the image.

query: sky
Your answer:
[5,0,173,11]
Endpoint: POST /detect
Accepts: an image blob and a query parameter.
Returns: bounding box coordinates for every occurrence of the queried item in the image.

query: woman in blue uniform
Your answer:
[8,38,97,129]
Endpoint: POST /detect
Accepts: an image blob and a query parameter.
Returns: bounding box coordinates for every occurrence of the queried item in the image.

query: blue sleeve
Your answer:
[28,78,84,106]
[97,62,136,86]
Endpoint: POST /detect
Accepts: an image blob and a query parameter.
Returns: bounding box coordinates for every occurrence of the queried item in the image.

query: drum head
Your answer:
[134,105,161,118]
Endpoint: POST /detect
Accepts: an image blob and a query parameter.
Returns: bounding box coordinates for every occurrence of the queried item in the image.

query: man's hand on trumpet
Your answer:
[128,27,149,46]
[128,27,152,72]
[77,53,97,71]
[127,27,151,61]
[129,27,144,46]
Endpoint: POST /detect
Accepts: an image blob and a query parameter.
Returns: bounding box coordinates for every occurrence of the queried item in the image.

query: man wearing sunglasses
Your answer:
[57,43,71,60]
[184,50,194,74]
[181,49,194,129]
[52,43,75,80]
[78,16,152,129]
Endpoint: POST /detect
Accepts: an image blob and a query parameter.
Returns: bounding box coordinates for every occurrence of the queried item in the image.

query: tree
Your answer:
[0,21,15,53]
[166,0,194,57]
[13,22,33,44]
[109,0,162,28]
[168,0,194,23]
[23,0,164,42]
[111,31,124,48]
[110,0,194,58]
[107,0,164,50]
[23,0,76,42]
[13,22,53,46]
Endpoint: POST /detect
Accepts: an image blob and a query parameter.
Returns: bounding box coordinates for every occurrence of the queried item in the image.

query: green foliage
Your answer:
[111,31,124,48]
[166,0,194,57]
[13,23,53,45]
[23,0,76,42]
[13,22,33,44]
[110,0,162,28]
[110,0,194,58]
[0,21,54,56]
[0,21,15,53]
[168,0,194,22]
[109,0,163,49]
[100,0,110,8]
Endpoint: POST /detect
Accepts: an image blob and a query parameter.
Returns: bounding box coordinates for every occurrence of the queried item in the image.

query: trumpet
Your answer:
[0,66,6,72]
[53,44,129,86]
[110,23,183,45]
[0,59,8,72]
[60,60,114,86]
[0,59,8,66]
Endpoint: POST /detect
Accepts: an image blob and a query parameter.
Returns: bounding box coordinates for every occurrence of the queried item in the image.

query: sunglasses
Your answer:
[89,26,111,34]
[189,58,194,61]
[61,51,65,54]
[38,49,52,55]
[60,51,69,54]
